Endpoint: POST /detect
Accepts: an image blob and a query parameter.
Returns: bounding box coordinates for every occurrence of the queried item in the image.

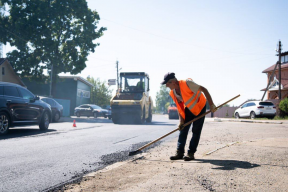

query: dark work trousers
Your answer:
[177,105,206,154]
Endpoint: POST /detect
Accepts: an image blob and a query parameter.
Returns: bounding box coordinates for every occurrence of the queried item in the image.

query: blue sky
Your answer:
[3,0,288,106]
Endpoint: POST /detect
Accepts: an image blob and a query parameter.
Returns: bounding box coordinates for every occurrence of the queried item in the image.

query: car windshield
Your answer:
[259,102,274,106]
[90,105,101,109]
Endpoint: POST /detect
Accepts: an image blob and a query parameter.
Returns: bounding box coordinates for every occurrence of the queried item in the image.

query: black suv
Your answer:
[40,97,63,122]
[0,82,52,135]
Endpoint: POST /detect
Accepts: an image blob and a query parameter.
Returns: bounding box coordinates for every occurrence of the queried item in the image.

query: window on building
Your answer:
[281,55,288,63]
[2,67,4,75]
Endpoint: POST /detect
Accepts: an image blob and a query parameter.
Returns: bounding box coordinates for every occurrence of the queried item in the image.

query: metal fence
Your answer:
[54,98,71,117]
[206,106,238,118]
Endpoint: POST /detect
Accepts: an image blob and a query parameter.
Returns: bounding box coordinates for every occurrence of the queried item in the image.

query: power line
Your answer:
[102,18,274,56]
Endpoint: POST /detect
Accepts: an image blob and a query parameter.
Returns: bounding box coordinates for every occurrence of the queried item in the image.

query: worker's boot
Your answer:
[184,152,195,161]
[170,150,184,160]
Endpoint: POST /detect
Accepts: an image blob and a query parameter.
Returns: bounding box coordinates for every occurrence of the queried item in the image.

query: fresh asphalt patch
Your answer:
[43,140,162,192]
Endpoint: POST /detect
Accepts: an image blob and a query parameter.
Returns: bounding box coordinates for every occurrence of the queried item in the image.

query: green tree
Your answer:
[87,76,112,107]
[0,0,106,96]
[165,102,170,111]
[279,98,288,117]
[155,85,170,113]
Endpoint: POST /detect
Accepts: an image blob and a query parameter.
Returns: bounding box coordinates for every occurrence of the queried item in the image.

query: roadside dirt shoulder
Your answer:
[62,122,288,192]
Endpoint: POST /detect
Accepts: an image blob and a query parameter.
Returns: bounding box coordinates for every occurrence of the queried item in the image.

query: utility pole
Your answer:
[277,41,282,100]
[116,61,119,90]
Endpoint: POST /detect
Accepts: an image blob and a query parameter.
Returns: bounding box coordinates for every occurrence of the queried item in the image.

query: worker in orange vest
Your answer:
[161,72,217,161]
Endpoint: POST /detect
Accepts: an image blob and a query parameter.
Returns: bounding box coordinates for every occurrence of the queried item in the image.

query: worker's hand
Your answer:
[178,122,185,131]
[210,104,217,113]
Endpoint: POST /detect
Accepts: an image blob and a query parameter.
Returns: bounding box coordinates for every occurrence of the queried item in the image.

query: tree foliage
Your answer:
[155,85,170,113]
[165,102,170,111]
[87,76,112,108]
[279,98,288,114]
[0,0,106,96]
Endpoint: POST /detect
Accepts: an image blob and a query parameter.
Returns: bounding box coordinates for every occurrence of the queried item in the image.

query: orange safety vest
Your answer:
[170,80,206,119]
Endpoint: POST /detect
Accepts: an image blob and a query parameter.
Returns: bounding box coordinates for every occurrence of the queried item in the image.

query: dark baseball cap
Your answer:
[161,72,176,85]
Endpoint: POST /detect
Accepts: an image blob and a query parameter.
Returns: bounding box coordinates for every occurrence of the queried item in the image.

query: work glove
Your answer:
[178,122,185,131]
[210,104,217,113]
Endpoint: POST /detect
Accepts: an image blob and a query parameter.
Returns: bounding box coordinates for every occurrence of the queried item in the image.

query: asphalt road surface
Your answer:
[0,114,179,192]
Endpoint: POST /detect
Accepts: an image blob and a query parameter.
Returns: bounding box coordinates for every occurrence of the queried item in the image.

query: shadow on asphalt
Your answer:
[195,159,260,170]
[114,122,177,126]
[0,128,57,140]
[59,117,113,124]
[60,117,177,126]
[146,122,177,126]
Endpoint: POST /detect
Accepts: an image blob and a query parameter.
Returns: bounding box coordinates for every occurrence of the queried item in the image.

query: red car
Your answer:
[168,103,179,119]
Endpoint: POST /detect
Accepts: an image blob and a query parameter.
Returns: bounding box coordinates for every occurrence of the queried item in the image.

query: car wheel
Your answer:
[76,112,80,117]
[39,111,50,130]
[0,112,9,135]
[250,111,256,119]
[235,112,240,119]
[53,112,60,122]
[94,112,98,118]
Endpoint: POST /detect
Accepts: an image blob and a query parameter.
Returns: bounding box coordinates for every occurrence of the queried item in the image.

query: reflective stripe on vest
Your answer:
[169,90,185,119]
[169,80,206,118]
[185,91,202,110]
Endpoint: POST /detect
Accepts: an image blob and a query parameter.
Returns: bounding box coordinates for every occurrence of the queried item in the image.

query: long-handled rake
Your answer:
[129,94,240,156]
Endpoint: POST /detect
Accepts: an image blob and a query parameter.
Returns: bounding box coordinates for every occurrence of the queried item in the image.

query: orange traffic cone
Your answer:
[73,120,77,127]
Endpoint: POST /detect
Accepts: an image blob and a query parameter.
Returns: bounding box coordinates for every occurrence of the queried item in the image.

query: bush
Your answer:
[279,98,288,117]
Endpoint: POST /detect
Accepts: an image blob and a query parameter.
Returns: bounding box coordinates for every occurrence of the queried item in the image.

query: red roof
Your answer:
[262,63,288,73]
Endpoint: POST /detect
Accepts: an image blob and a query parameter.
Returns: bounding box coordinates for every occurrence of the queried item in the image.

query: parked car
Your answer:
[74,104,109,118]
[40,97,63,122]
[103,105,112,120]
[168,103,179,119]
[0,82,52,135]
[234,101,276,119]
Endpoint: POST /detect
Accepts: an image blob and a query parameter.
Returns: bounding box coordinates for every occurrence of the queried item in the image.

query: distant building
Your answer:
[22,76,94,116]
[0,44,3,58]
[0,58,26,87]
[262,51,288,109]
[0,6,3,58]
[262,51,288,100]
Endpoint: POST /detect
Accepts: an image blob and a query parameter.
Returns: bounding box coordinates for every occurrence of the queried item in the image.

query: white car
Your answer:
[234,101,276,119]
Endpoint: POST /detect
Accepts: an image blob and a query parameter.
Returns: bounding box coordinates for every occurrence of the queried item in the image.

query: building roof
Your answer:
[0,58,6,65]
[59,76,94,87]
[280,51,288,56]
[0,58,26,87]
[262,63,288,73]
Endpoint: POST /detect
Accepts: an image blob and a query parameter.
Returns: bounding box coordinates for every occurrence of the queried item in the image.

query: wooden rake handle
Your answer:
[135,94,240,152]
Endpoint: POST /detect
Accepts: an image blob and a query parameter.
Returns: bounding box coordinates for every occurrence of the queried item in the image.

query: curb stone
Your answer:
[213,118,284,124]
